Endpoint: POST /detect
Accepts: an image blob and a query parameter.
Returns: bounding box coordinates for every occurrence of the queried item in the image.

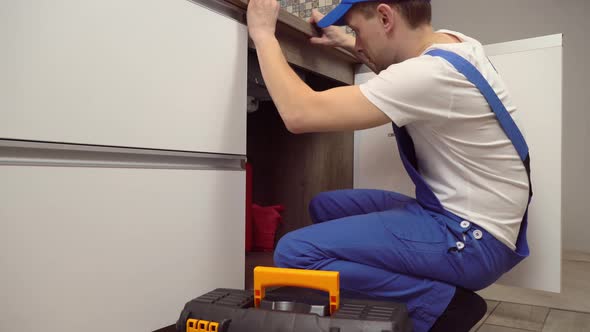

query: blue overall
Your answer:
[273,50,533,332]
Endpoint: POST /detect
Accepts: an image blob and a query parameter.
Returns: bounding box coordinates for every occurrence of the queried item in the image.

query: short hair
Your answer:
[352,0,432,29]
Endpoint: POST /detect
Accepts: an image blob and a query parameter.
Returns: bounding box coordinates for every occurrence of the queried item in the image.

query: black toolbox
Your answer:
[175,267,412,332]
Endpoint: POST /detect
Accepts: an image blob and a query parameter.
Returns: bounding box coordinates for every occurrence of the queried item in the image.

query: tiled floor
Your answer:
[478,251,590,313]
[245,251,590,331]
[471,301,590,332]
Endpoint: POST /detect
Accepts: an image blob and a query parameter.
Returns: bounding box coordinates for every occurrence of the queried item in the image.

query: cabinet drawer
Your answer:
[1,0,247,155]
[0,165,245,332]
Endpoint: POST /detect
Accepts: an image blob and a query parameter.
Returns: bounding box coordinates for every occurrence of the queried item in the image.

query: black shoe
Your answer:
[429,287,487,332]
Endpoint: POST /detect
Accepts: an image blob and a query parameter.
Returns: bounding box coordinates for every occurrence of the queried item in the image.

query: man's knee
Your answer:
[273,232,300,268]
[273,230,320,269]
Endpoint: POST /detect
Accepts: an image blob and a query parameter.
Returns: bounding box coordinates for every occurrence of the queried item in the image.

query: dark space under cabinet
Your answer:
[247,60,354,244]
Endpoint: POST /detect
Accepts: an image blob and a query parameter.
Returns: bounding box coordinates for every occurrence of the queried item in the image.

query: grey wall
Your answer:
[431,0,590,252]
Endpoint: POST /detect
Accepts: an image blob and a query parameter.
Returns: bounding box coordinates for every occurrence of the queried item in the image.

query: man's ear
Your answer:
[376,3,396,32]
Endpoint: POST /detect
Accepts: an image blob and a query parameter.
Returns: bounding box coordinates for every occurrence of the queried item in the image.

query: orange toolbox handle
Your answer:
[253,266,340,315]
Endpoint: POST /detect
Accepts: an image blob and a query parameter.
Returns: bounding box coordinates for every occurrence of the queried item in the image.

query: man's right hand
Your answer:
[308,9,356,51]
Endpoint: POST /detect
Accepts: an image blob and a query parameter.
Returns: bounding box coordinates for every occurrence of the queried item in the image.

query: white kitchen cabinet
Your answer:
[0,163,245,332]
[354,34,563,293]
[0,0,248,331]
[0,0,247,155]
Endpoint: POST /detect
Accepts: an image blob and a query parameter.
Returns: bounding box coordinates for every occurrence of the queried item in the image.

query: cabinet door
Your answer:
[354,34,562,292]
[0,0,247,155]
[0,166,245,332]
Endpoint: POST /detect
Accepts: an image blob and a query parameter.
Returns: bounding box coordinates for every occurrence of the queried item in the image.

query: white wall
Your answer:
[432,0,590,253]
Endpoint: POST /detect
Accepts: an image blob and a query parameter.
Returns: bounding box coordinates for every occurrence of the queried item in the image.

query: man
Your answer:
[246,0,532,331]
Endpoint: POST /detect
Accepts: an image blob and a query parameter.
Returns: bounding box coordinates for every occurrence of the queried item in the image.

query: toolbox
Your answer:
[175,267,412,332]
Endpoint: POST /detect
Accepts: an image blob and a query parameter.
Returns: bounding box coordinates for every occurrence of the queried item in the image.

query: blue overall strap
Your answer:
[425,49,533,200]
[426,49,530,162]
[424,49,532,257]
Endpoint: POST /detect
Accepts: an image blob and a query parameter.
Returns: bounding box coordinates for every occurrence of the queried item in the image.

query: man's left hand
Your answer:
[247,0,280,45]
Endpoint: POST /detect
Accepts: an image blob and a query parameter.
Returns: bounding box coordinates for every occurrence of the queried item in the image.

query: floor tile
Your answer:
[485,302,549,331]
[478,258,590,313]
[542,309,590,332]
[477,324,534,332]
[563,250,590,263]
[471,300,500,332]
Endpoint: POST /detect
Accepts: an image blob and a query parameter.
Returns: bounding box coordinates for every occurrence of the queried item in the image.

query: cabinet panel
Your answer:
[0,0,247,155]
[0,166,245,332]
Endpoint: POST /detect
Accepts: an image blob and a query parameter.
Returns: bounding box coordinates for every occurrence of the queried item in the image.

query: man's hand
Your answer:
[247,0,280,45]
[308,9,377,72]
[309,9,355,50]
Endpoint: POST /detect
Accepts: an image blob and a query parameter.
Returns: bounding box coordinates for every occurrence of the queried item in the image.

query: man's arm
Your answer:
[247,0,389,133]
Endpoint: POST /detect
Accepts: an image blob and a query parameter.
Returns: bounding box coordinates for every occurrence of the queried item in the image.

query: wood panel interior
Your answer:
[246,60,354,248]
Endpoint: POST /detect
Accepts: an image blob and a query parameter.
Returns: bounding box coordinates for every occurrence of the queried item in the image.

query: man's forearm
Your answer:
[254,37,314,132]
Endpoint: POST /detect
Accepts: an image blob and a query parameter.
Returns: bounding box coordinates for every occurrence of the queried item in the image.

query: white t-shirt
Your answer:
[359,30,529,250]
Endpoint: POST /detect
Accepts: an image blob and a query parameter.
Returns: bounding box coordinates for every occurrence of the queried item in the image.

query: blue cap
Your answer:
[317,0,430,28]
[317,0,373,28]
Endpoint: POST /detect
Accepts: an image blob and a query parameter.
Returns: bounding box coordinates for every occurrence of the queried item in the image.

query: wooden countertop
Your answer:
[224,0,359,84]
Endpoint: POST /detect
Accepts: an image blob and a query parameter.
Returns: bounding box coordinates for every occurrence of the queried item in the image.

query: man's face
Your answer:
[346,9,390,72]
